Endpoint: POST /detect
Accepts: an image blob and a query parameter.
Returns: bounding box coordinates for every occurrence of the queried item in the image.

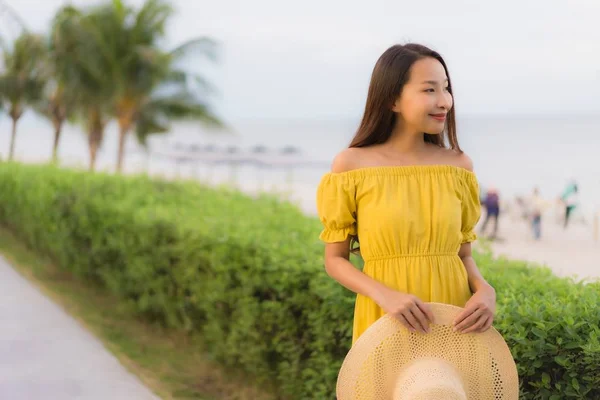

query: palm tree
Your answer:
[0,32,46,160]
[48,5,115,171]
[89,0,221,173]
[0,100,4,161]
[33,7,81,164]
[34,82,74,164]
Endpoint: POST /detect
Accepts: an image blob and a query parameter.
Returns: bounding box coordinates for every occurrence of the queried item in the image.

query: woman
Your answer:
[316,43,496,345]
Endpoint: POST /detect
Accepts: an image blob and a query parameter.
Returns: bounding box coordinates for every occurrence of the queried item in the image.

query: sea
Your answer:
[1,113,598,219]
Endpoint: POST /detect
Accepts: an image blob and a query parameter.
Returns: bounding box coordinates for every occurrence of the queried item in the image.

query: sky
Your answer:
[2,0,600,122]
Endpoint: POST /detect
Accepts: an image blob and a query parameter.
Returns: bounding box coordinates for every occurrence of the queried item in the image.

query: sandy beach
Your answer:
[476,213,599,282]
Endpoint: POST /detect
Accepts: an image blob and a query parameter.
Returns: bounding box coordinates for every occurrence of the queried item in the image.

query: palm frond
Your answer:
[169,37,218,62]
[133,89,222,146]
[131,0,173,45]
[148,92,221,122]
[134,112,169,146]
[0,32,48,108]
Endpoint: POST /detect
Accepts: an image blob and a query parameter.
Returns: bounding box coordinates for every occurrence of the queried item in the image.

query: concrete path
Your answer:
[0,256,161,400]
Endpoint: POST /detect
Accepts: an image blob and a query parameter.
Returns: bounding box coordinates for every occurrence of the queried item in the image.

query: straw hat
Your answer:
[337,303,519,399]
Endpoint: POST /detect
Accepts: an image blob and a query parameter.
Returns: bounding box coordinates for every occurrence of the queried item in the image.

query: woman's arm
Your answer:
[324,240,390,303]
[324,239,435,333]
[458,242,494,293]
[453,242,496,333]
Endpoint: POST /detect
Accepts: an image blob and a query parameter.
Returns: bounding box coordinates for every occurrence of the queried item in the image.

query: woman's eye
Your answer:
[444,87,450,92]
[424,88,434,93]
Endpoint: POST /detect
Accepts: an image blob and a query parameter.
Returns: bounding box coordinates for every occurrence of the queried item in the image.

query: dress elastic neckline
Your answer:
[325,164,476,178]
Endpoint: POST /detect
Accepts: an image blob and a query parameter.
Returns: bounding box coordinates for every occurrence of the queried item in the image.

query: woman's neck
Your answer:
[386,118,427,154]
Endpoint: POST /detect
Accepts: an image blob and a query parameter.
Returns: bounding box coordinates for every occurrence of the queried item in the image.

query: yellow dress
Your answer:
[316,165,481,344]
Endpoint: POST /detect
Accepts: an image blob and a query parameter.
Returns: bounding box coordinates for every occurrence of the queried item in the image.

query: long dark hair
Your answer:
[348,43,462,255]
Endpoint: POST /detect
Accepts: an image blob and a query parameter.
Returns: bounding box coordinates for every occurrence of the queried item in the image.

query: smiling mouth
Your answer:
[430,114,446,121]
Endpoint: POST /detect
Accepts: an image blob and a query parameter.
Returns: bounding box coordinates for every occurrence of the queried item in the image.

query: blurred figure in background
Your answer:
[514,196,530,221]
[479,185,487,205]
[560,180,579,229]
[529,187,546,240]
[480,186,500,239]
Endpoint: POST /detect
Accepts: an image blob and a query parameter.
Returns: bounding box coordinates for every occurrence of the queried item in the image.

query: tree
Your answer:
[48,5,115,171]
[33,7,82,164]
[91,0,222,173]
[0,32,46,160]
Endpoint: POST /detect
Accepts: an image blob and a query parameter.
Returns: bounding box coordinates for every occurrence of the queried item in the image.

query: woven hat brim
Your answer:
[336,302,519,400]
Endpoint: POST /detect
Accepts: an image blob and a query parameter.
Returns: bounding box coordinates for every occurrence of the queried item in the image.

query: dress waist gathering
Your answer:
[361,252,460,262]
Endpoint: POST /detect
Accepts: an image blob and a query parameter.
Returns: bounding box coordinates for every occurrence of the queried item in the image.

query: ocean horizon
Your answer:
[1,112,598,219]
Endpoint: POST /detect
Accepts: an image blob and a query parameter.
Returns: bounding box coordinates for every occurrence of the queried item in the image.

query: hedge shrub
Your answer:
[0,162,597,399]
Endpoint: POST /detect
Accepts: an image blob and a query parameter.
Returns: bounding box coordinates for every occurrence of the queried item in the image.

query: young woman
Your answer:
[316,43,496,345]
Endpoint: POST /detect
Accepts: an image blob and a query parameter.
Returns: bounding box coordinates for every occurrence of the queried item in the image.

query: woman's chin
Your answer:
[423,128,444,135]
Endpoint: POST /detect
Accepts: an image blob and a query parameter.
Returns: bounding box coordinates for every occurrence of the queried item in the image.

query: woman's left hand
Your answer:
[452,285,496,334]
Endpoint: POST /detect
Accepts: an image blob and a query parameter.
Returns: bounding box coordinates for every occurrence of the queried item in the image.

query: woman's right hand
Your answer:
[377,287,434,333]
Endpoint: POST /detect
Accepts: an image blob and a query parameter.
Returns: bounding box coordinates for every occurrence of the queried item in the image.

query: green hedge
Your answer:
[0,162,597,399]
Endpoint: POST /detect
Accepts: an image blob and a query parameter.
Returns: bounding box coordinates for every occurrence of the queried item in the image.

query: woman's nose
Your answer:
[438,92,453,110]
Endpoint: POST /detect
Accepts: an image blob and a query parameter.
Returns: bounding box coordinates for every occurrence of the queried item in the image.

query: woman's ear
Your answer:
[391,96,402,113]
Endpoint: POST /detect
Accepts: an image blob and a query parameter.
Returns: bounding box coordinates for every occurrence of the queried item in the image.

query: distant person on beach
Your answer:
[316,43,496,347]
[480,187,500,239]
[561,181,579,229]
[514,196,529,220]
[529,187,546,240]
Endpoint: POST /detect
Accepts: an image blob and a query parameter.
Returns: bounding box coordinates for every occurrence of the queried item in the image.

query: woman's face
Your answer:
[392,57,453,135]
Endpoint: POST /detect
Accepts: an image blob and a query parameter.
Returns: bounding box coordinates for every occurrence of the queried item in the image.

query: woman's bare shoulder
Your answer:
[430,146,474,171]
[330,147,374,173]
[452,150,474,171]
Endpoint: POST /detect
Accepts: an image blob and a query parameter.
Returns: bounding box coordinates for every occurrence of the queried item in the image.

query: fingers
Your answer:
[454,308,484,332]
[415,299,435,325]
[402,309,424,333]
[480,316,494,332]
[395,300,496,335]
[453,307,475,328]
[461,315,488,334]
[411,306,431,333]
[402,311,492,334]
[456,313,494,334]
[398,314,419,333]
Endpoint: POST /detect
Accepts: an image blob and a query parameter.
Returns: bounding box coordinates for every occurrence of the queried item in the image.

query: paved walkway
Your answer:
[0,256,160,400]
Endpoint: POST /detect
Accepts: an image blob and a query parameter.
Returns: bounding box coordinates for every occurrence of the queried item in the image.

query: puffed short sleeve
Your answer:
[460,173,482,243]
[316,173,357,243]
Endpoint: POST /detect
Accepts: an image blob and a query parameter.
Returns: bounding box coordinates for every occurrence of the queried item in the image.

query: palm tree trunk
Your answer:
[8,118,18,161]
[89,140,98,171]
[116,127,126,173]
[88,130,100,171]
[52,118,64,164]
[116,117,131,174]
[88,109,104,172]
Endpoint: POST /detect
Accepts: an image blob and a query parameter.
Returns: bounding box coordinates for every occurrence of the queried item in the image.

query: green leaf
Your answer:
[531,327,547,339]
[564,341,581,350]
[554,355,569,366]
[542,372,551,385]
